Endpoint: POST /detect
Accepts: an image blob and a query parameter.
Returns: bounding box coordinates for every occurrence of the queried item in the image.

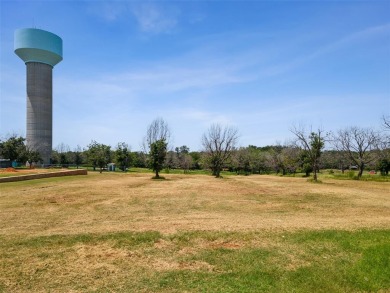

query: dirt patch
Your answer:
[0,169,87,183]
[1,167,17,172]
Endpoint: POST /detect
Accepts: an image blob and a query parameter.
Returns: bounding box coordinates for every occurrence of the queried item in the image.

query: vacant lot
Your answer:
[0,173,389,292]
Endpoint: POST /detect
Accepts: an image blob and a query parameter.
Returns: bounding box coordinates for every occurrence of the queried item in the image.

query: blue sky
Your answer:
[1,0,389,151]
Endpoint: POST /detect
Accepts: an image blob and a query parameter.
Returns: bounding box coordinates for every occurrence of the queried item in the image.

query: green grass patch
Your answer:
[323,170,390,182]
[1,229,389,292]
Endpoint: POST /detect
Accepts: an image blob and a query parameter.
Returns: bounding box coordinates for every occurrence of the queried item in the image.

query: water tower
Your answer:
[14,28,63,165]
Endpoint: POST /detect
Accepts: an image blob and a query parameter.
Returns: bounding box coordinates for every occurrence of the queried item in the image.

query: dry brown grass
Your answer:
[0,173,389,292]
[1,173,389,237]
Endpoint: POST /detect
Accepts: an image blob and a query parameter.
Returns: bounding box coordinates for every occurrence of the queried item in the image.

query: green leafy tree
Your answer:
[0,135,26,162]
[55,143,70,167]
[175,145,192,173]
[265,145,285,174]
[149,139,167,178]
[144,118,171,178]
[19,145,42,168]
[377,158,390,175]
[115,142,132,171]
[86,141,111,173]
[281,147,300,174]
[133,152,148,168]
[73,145,83,169]
[299,150,313,176]
[232,147,251,175]
[189,151,201,170]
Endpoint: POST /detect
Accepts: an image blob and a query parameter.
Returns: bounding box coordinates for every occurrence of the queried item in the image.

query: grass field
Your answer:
[0,172,389,292]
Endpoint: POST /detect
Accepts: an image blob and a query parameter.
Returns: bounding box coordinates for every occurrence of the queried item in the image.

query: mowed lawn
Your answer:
[0,172,389,292]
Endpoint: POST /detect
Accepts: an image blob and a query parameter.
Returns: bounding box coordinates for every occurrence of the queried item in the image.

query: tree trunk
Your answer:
[155,170,159,178]
[358,167,363,178]
[313,163,318,181]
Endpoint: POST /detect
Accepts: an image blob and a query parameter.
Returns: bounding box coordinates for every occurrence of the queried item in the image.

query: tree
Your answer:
[73,145,83,169]
[281,146,300,174]
[377,158,390,175]
[0,135,26,162]
[189,151,201,170]
[232,147,251,175]
[202,124,239,177]
[264,145,285,174]
[144,118,171,178]
[86,141,111,173]
[115,142,132,171]
[19,145,42,168]
[298,150,313,177]
[181,154,193,174]
[291,126,326,181]
[333,127,381,179]
[144,117,171,150]
[247,145,269,174]
[175,145,192,173]
[133,151,148,168]
[55,143,70,166]
[376,129,390,175]
[149,139,167,178]
[165,151,178,171]
[382,115,390,130]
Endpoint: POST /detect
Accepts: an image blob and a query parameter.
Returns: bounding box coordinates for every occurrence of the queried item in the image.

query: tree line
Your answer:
[1,115,389,180]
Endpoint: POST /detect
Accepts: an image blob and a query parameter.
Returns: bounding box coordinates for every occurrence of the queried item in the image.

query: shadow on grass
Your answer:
[151,176,166,180]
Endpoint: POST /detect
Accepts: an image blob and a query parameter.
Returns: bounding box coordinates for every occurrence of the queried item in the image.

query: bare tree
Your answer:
[382,115,390,131]
[144,117,171,150]
[202,124,239,177]
[290,126,326,181]
[332,127,381,179]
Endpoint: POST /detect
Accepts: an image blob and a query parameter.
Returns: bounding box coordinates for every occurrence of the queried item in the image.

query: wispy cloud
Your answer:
[88,1,180,34]
[258,23,390,78]
[87,1,128,22]
[176,109,232,126]
[130,3,180,34]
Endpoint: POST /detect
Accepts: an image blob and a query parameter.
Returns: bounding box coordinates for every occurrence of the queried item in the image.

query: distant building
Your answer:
[0,159,12,168]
